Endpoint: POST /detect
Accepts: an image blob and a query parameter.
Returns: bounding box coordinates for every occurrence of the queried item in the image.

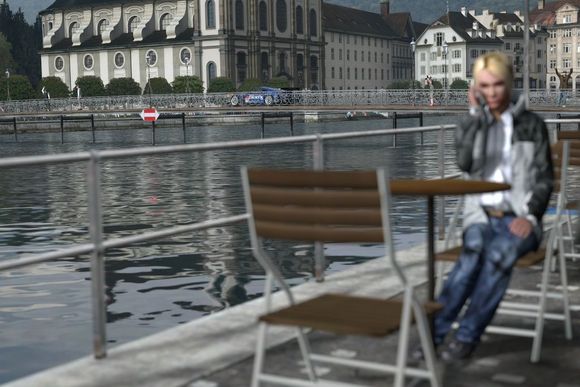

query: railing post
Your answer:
[152,120,156,146]
[420,112,424,146]
[60,115,64,144]
[87,150,107,359]
[261,112,265,138]
[182,112,186,143]
[556,113,561,132]
[91,114,95,144]
[438,125,446,240]
[290,112,294,136]
[13,117,17,142]
[313,135,326,282]
[392,112,397,147]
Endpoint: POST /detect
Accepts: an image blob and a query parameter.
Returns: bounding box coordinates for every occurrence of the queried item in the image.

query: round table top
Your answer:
[390,179,510,196]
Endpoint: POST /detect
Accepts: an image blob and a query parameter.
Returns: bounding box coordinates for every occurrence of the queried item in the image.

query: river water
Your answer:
[0,112,561,382]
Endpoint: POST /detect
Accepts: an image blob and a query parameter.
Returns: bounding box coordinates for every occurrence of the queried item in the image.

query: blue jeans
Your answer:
[434,216,539,344]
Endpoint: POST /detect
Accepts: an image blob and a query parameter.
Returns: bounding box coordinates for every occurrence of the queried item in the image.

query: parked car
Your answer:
[230,86,294,106]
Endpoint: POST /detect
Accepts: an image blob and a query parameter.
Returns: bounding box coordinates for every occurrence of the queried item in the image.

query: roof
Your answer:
[492,13,523,25]
[530,0,580,26]
[322,3,398,38]
[429,11,503,43]
[42,0,144,14]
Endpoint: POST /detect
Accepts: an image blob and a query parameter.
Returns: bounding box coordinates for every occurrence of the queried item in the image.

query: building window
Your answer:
[331,67,335,79]
[309,9,317,37]
[347,67,350,79]
[354,68,358,80]
[83,54,94,70]
[375,68,377,79]
[361,51,364,62]
[368,51,371,61]
[563,15,572,23]
[160,13,172,31]
[361,68,364,80]
[381,52,384,63]
[261,52,269,80]
[278,51,287,74]
[276,0,287,32]
[452,50,461,58]
[564,43,571,53]
[310,55,319,86]
[146,49,158,66]
[206,0,216,29]
[354,51,357,61]
[347,50,350,60]
[435,32,444,46]
[537,64,542,72]
[550,59,556,69]
[537,49,542,58]
[374,52,377,62]
[452,63,461,72]
[68,21,79,38]
[98,19,109,36]
[563,29,572,37]
[470,49,478,58]
[563,58,571,68]
[180,48,192,64]
[505,42,511,50]
[128,16,140,33]
[368,68,371,79]
[207,62,217,85]
[114,52,125,68]
[339,49,342,60]
[549,30,556,38]
[259,1,267,31]
[339,67,343,79]
[55,56,64,71]
[236,52,247,83]
[235,0,244,30]
[550,44,556,53]
[339,33,342,43]
[296,6,303,34]
[330,48,334,60]
[381,69,384,80]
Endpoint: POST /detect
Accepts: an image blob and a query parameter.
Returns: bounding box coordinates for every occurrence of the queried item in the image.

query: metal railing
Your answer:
[0,88,571,114]
[3,118,574,362]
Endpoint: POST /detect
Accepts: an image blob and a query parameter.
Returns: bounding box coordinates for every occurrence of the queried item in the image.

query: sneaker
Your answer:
[440,339,476,363]
[409,342,439,363]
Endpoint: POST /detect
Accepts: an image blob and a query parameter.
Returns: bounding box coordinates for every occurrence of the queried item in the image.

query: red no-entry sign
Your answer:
[140,108,159,122]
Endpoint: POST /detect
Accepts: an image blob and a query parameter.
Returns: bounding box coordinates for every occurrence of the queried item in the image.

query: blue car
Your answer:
[230,86,286,106]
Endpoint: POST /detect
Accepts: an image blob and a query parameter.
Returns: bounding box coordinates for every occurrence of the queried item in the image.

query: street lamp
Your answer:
[184,53,191,95]
[442,41,448,104]
[145,53,153,107]
[410,38,416,105]
[5,69,10,102]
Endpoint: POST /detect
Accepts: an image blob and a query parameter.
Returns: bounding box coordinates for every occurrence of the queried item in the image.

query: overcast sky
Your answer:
[6,0,53,23]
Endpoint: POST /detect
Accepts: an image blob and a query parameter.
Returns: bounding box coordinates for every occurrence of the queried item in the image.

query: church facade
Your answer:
[39,0,324,91]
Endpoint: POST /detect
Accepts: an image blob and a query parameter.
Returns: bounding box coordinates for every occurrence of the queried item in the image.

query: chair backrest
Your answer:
[552,138,580,195]
[241,168,404,299]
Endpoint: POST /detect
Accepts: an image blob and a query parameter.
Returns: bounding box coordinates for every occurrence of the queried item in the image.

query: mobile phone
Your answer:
[474,90,487,109]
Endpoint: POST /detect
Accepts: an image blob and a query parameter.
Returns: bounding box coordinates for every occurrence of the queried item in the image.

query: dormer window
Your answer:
[98,19,109,36]
[69,21,79,38]
[128,16,140,33]
[160,13,172,31]
[435,32,444,46]
[564,15,572,23]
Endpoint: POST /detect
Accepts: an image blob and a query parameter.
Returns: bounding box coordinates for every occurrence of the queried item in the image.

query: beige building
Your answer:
[39,0,324,91]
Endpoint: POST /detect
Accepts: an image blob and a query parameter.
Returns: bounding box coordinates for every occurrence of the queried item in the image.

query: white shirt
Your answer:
[480,109,513,208]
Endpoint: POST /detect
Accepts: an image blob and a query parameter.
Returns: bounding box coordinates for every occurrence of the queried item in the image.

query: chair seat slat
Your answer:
[250,187,381,208]
[255,220,384,242]
[248,169,378,189]
[253,204,382,226]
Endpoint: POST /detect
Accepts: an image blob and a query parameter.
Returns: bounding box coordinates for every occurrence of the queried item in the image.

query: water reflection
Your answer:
[0,115,466,382]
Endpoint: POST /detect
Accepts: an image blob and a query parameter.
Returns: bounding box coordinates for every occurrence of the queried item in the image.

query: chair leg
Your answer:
[413,301,441,387]
[295,328,318,382]
[251,323,268,387]
[394,289,413,387]
[558,235,573,340]
[550,225,561,272]
[531,249,551,363]
[565,212,576,261]
[435,261,445,296]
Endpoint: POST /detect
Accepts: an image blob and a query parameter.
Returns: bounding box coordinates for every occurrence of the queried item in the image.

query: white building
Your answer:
[414,10,503,87]
[39,0,324,91]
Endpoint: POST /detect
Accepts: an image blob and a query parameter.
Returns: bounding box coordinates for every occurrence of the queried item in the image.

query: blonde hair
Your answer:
[472,52,513,91]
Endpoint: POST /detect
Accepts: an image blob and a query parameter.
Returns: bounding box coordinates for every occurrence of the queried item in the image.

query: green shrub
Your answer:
[73,76,106,97]
[143,77,172,95]
[238,78,262,91]
[0,74,37,100]
[207,77,235,93]
[40,76,70,98]
[266,76,289,88]
[172,75,204,93]
[106,77,142,96]
[450,79,469,90]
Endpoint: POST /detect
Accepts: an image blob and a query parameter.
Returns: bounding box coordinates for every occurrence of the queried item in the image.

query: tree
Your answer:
[40,76,70,98]
[237,78,262,91]
[267,76,289,88]
[428,79,443,89]
[73,76,106,97]
[0,33,16,73]
[388,80,412,89]
[0,74,37,100]
[144,77,172,95]
[172,75,204,93]
[106,77,142,95]
[450,79,469,90]
[207,77,235,93]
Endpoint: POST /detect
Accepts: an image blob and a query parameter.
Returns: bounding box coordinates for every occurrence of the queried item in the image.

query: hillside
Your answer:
[328,0,556,23]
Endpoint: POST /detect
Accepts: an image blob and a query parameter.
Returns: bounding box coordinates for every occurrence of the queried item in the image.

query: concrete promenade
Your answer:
[4,236,580,387]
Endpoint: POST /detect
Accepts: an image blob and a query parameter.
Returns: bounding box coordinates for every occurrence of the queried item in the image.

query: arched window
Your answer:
[295,6,303,34]
[160,13,172,31]
[207,62,217,85]
[278,52,286,74]
[237,52,247,83]
[206,0,216,29]
[276,0,287,32]
[98,19,109,36]
[296,54,304,87]
[259,1,267,31]
[309,9,317,37]
[69,21,79,38]
[128,16,140,33]
[310,55,319,85]
[261,52,269,81]
[235,0,244,30]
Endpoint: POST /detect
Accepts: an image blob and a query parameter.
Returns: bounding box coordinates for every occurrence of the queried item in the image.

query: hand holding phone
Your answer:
[468,86,486,109]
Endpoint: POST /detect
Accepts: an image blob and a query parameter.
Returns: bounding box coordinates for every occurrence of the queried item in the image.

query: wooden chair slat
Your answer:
[250,187,381,208]
[435,246,546,268]
[248,169,379,189]
[255,220,384,242]
[253,204,382,226]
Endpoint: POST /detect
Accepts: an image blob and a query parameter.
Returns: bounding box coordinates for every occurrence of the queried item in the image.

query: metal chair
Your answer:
[241,167,441,387]
[433,140,574,363]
